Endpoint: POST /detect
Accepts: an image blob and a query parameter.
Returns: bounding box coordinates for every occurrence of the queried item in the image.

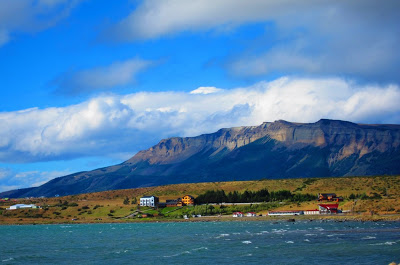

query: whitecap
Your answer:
[215,233,230,239]
[305,234,317,236]
[2,258,14,262]
[362,236,376,240]
[192,247,208,251]
[163,251,191,258]
[272,229,287,233]
[369,242,397,246]
[242,241,252,244]
[261,231,269,234]
[286,241,294,244]
[304,239,310,242]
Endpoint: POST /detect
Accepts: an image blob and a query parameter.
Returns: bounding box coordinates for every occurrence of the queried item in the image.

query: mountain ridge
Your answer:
[2,119,400,198]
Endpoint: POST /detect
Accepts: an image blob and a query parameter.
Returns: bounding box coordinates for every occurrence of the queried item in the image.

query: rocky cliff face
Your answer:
[2,119,400,198]
[126,119,400,166]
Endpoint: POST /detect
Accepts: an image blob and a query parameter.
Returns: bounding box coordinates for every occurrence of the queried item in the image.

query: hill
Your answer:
[1,119,400,198]
[1,175,399,224]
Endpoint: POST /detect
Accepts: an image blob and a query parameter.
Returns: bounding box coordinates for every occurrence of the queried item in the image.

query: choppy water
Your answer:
[1,221,399,264]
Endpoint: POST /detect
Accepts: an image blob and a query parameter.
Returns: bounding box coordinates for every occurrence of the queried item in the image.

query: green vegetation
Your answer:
[195,189,315,204]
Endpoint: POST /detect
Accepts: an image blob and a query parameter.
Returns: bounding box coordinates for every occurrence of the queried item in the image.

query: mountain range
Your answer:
[2,119,400,198]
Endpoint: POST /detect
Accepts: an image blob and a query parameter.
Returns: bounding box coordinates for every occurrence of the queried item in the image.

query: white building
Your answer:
[232,212,243,217]
[246,212,257,217]
[7,204,39,210]
[268,210,304,216]
[140,196,159,207]
[304,209,320,215]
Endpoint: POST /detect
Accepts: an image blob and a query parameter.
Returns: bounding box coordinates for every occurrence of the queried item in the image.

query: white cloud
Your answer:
[53,58,154,95]
[0,0,81,47]
[107,0,313,40]
[190,86,222,94]
[0,77,399,164]
[105,0,400,81]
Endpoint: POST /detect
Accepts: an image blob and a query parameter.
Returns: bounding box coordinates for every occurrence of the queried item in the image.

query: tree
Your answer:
[123,197,130,205]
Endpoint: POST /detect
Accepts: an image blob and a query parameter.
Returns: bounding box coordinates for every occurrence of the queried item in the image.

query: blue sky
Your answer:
[1,0,400,192]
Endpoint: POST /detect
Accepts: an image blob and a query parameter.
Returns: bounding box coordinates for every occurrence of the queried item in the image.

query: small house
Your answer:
[318,204,339,214]
[246,212,257,217]
[140,196,159,207]
[232,212,243,217]
[318,193,343,202]
[166,198,183,207]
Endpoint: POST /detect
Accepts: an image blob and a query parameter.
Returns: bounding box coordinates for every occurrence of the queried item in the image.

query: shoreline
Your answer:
[2,213,400,226]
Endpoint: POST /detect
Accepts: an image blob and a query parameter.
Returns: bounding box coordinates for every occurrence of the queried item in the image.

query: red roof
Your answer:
[318,204,338,209]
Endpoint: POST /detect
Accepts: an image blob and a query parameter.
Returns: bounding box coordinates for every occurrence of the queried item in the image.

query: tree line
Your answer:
[195,189,316,204]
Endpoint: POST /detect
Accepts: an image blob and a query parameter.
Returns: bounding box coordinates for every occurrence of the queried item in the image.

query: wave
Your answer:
[362,236,376,240]
[191,247,208,251]
[369,242,397,246]
[163,251,191,258]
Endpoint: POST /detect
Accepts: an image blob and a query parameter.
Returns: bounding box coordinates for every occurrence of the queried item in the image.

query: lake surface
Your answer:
[1,220,399,264]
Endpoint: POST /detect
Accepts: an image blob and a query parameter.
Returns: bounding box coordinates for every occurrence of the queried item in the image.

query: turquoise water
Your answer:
[1,221,399,264]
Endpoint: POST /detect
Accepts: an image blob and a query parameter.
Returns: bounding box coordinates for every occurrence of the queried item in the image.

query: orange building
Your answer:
[318,193,343,202]
[182,195,195,206]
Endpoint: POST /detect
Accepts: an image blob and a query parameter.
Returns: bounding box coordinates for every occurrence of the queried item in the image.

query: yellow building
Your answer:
[182,195,195,206]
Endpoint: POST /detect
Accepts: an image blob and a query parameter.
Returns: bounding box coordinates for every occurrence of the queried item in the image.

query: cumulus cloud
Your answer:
[53,58,154,95]
[104,0,400,82]
[1,77,400,164]
[0,0,81,46]
[0,168,71,192]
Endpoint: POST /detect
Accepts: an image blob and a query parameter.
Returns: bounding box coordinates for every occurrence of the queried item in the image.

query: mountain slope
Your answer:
[2,119,400,198]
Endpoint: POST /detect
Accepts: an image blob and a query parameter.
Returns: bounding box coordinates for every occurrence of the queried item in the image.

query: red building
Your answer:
[318,204,339,214]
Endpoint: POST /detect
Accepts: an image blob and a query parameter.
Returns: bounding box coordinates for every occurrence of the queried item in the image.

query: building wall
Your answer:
[140,196,159,207]
[182,195,194,205]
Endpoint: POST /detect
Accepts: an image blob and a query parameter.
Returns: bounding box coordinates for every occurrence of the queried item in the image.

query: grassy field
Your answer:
[1,175,399,224]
